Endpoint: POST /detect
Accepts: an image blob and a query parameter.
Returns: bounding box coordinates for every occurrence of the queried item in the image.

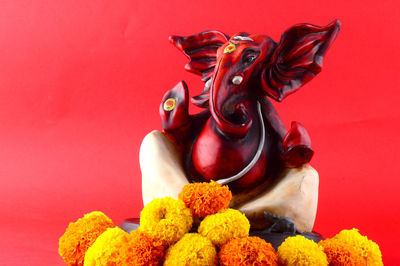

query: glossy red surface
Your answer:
[163,22,338,188]
[1,1,399,265]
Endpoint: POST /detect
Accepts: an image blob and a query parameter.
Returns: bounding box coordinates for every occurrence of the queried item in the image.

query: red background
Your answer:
[0,0,399,264]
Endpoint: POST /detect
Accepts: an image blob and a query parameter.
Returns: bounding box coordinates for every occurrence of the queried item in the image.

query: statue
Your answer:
[140,20,340,234]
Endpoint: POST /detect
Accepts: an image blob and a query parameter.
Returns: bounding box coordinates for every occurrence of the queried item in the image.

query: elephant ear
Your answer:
[261,20,341,102]
[169,31,229,108]
[169,31,229,81]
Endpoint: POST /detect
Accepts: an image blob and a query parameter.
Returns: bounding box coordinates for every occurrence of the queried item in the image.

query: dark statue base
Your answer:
[119,218,323,250]
[249,230,324,250]
[120,218,140,233]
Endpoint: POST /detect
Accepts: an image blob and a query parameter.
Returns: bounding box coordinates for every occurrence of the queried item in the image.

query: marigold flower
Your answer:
[219,236,278,266]
[179,180,232,218]
[198,208,250,246]
[84,227,165,266]
[277,235,328,266]
[139,197,193,245]
[129,230,166,265]
[58,211,114,266]
[319,237,365,266]
[164,233,217,266]
[333,228,383,265]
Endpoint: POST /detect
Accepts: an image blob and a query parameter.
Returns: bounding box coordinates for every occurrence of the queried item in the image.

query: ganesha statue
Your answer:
[140,20,340,233]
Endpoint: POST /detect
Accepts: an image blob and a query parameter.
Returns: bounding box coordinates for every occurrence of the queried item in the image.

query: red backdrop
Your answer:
[0,0,399,264]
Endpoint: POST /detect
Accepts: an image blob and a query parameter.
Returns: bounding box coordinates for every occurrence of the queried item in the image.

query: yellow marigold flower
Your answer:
[219,236,278,266]
[319,238,366,266]
[58,211,114,266]
[198,208,250,246]
[278,235,328,266]
[179,181,232,218]
[139,197,193,245]
[164,233,217,266]
[84,227,166,266]
[84,227,128,265]
[333,228,383,265]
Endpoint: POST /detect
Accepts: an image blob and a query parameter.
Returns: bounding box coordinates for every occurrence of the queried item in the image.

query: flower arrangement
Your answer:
[179,180,232,218]
[59,183,383,265]
[58,211,114,265]
[219,236,278,266]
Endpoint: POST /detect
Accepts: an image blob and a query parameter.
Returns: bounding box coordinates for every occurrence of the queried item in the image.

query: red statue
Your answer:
[160,20,340,191]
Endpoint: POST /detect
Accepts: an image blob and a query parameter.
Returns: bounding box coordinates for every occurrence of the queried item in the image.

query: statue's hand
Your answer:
[263,211,298,234]
[281,121,314,167]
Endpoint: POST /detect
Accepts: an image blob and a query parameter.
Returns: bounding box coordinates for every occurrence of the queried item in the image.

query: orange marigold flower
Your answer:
[319,238,366,266]
[58,211,114,266]
[129,230,166,265]
[85,227,166,266]
[219,237,278,266]
[179,181,232,218]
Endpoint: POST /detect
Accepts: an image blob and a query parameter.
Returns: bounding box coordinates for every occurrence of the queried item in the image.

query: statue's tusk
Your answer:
[217,101,265,185]
[232,36,254,42]
[205,79,212,89]
[232,75,243,85]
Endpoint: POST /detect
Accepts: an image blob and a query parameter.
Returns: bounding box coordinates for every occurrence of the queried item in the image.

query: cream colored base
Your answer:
[232,165,318,232]
[140,130,189,206]
[140,130,319,232]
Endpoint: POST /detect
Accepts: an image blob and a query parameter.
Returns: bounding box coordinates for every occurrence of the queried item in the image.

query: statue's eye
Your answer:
[246,55,256,63]
[243,52,259,65]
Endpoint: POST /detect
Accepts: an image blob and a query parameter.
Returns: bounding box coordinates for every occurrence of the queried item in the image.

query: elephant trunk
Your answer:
[209,70,253,138]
